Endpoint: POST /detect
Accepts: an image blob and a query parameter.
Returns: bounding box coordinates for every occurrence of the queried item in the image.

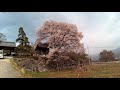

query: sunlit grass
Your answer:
[11,58,120,78]
[21,62,120,78]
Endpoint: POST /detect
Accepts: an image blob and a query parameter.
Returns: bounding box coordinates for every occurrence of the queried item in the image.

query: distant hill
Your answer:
[112,48,120,59]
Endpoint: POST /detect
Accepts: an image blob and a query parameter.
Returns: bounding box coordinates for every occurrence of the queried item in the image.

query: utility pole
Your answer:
[87,46,89,56]
[87,46,91,64]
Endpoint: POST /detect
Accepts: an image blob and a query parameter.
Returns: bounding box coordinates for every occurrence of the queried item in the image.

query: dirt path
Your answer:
[0,58,22,78]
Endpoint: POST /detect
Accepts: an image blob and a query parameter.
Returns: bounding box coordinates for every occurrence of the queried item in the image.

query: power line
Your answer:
[85,47,116,48]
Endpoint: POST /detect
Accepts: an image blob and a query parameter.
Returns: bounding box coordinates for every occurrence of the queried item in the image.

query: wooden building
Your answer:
[35,43,49,55]
[0,41,16,55]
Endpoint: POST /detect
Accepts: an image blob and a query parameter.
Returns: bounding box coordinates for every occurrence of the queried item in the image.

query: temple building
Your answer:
[0,41,16,55]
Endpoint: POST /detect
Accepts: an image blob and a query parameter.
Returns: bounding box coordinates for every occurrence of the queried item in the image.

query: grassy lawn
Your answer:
[20,62,120,78]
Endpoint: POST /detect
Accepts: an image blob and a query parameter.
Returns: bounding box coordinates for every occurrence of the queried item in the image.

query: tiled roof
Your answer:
[0,41,16,47]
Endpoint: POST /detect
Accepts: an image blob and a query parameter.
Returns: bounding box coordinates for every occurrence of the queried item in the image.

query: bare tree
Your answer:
[99,50,115,62]
[0,33,7,42]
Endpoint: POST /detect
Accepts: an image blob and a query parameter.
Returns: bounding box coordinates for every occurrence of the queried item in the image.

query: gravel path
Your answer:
[0,58,22,78]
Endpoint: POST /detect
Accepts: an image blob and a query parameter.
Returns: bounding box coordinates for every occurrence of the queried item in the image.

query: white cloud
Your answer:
[0,12,120,55]
[56,12,120,55]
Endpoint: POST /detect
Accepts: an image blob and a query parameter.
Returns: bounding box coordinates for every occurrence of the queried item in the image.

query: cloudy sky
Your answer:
[0,12,120,55]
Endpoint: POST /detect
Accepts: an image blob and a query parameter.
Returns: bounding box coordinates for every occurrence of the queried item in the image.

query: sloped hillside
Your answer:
[112,48,120,59]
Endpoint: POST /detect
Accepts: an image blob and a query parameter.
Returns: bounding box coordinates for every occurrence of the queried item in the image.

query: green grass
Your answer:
[12,59,120,78]
[22,62,120,78]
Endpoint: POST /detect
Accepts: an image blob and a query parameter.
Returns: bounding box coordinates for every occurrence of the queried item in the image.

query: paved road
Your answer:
[0,58,22,78]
